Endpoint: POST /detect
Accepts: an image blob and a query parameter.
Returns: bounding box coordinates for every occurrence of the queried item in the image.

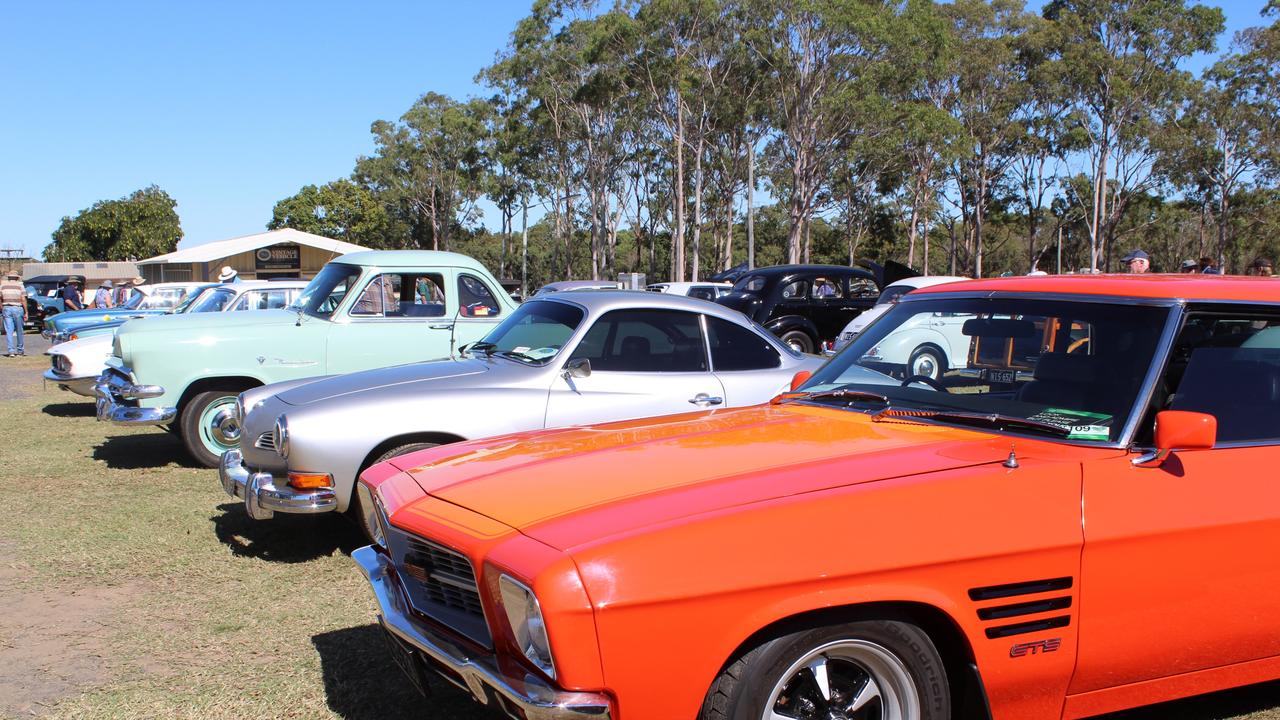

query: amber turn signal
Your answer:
[287,472,333,490]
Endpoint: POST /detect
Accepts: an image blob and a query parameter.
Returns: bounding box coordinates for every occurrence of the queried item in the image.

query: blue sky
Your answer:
[0,1,1271,258]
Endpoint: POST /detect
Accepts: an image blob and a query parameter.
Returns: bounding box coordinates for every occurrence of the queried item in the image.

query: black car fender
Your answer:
[765,315,820,341]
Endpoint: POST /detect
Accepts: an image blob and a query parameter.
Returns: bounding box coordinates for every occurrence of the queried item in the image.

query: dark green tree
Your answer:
[268,179,401,248]
[44,186,182,261]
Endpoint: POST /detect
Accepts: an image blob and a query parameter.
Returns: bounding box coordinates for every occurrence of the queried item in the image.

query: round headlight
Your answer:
[273,414,290,459]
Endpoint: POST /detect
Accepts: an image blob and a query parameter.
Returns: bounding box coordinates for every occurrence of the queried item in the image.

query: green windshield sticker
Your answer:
[1026,408,1114,441]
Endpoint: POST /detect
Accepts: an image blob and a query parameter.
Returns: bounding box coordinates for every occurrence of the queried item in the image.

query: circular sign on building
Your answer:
[255,245,301,272]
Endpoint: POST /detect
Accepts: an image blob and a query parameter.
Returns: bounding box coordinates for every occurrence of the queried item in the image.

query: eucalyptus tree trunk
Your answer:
[747,139,756,269]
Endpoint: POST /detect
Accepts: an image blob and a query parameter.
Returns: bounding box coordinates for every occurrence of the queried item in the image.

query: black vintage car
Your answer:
[715,263,911,354]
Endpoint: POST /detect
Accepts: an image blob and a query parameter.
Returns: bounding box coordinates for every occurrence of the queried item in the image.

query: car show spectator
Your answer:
[1198,256,1221,274]
[61,276,84,311]
[217,266,240,283]
[1248,257,1273,277]
[1180,259,1199,273]
[1,271,26,357]
[1123,249,1151,274]
[93,280,115,308]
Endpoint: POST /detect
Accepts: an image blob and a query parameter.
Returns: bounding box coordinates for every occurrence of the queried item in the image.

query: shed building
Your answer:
[137,229,368,283]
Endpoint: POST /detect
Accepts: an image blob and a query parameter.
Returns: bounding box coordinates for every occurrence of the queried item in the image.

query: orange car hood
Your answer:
[392,404,1016,551]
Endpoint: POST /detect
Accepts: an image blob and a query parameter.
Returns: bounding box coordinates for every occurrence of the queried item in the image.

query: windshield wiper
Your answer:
[784,388,890,406]
[497,349,538,362]
[870,408,1070,437]
[466,341,498,356]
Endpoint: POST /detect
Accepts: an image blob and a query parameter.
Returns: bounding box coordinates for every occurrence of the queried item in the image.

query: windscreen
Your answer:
[475,300,585,364]
[802,297,1172,443]
[188,288,236,313]
[292,263,361,318]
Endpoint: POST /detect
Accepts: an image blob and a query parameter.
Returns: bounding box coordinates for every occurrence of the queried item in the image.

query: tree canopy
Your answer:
[44,186,182,262]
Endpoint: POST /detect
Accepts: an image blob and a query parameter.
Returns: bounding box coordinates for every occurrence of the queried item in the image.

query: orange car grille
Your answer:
[387,529,491,648]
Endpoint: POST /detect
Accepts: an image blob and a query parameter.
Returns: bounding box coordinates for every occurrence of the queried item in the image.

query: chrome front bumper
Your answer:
[352,546,613,720]
[219,449,337,520]
[92,370,175,425]
[42,368,97,396]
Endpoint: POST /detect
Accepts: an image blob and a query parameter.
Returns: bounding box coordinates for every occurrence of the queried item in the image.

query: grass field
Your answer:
[1,343,1279,719]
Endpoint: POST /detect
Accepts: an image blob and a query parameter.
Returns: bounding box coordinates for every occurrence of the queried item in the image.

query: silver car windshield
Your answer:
[802,297,1172,443]
[189,288,236,313]
[475,300,585,364]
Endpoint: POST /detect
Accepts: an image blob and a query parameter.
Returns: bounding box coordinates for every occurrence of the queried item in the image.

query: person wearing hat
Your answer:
[116,276,145,305]
[1122,249,1151,274]
[93,279,115,309]
[217,266,241,284]
[61,276,84,311]
[1248,257,1274,277]
[1,271,27,357]
[1180,259,1199,273]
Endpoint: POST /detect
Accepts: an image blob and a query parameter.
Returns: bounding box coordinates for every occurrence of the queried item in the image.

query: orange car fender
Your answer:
[571,460,1086,719]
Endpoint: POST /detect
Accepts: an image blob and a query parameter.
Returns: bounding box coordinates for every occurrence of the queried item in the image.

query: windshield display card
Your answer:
[1026,408,1113,441]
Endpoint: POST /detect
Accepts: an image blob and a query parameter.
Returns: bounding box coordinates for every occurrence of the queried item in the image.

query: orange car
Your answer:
[354,275,1280,719]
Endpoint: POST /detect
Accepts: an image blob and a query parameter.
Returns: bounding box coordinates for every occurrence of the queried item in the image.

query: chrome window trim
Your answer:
[456,272,505,319]
[1115,303,1186,448]
[899,291,1183,307]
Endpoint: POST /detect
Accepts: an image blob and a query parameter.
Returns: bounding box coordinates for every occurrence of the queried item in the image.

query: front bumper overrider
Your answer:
[352,545,613,720]
[219,449,337,520]
[92,369,175,425]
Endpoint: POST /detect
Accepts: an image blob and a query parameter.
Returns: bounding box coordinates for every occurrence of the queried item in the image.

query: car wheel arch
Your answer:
[708,600,990,720]
[175,376,264,417]
[358,431,468,476]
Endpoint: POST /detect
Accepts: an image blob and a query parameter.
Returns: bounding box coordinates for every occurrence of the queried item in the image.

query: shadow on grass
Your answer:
[42,401,96,418]
[312,624,501,720]
[93,432,201,469]
[1097,679,1280,719]
[211,502,365,563]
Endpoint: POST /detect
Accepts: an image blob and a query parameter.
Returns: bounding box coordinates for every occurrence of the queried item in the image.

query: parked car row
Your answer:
[43,249,1280,720]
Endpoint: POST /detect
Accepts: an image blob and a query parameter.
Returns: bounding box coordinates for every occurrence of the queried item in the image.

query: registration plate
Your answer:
[984,369,1016,384]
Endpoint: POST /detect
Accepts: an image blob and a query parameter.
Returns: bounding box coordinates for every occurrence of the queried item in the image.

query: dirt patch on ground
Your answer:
[0,565,136,718]
[0,333,54,401]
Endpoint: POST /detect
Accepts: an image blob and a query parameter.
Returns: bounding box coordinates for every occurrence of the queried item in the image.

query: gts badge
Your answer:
[1010,638,1061,658]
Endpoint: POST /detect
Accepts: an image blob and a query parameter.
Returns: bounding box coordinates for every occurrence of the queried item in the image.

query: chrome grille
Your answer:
[253,431,276,452]
[387,529,491,647]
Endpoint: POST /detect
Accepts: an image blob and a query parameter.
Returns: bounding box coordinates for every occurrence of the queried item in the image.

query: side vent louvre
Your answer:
[969,577,1075,640]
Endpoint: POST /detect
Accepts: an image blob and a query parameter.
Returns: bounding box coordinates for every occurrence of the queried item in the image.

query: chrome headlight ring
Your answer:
[498,574,557,680]
[273,414,290,459]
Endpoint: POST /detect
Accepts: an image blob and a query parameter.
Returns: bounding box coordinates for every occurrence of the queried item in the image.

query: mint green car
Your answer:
[94,251,517,467]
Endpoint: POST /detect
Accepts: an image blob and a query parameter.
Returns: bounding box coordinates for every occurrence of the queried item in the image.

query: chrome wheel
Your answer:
[199,397,240,452]
[908,347,944,381]
[764,639,920,720]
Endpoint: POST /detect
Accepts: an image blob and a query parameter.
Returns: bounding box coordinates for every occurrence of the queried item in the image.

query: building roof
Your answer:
[22,261,139,282]
[138,228,367,265]
[912,273,1280,302]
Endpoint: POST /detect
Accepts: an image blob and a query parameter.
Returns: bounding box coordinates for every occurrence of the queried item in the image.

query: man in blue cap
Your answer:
[1122,249,1150,274]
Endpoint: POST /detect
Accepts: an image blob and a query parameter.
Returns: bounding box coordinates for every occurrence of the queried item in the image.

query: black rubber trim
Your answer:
[984,615,1071,639]
[968,577,1073,601]
[977,596,1072,621]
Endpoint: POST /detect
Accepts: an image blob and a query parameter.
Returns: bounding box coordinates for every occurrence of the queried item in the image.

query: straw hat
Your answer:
[217,266,238,282]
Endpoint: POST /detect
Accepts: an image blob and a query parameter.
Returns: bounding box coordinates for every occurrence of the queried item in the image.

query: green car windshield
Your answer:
[802,296,1172,443]
[291,264,360,319]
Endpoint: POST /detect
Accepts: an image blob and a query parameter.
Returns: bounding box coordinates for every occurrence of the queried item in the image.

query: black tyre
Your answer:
[700,619,949,720]
[779,330,816,355]
[907,346,946,381]
[180,390,242,468]
[348,442,440,541]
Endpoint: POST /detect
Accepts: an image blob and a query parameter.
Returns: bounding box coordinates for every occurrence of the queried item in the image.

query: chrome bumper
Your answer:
[92,370,175,425]
[42,368,98,396]
[353,546,612,720]
[219,449,337,520]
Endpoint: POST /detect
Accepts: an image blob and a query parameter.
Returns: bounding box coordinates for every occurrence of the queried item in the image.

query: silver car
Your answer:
[219,291,822,533]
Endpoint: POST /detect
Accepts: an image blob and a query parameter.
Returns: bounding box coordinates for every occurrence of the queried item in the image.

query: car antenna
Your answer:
[1003,444,1019,469]
[448,301,461,359]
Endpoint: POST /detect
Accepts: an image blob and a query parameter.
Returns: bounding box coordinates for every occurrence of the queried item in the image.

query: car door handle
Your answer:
[429,322,454,330]
[689,393,724,406]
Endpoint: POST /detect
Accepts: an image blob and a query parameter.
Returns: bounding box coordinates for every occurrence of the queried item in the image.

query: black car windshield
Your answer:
[476,300,585,363]
[732,274,769,294]
[800,296,1172,443]
[189,288,236,313]
[291,263,361,319]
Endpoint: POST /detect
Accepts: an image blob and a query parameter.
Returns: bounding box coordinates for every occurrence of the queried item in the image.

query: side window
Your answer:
[264,290,289,309]
[351,273,447,318]
[780,280,809,301]
[570,309,707,372]
[707,316,781,371]
[1165,312,1280,443]
[230,292,260,311]
[688,287,716,301]
[849,278,878,298]
[811,278,843,299]
[457,274,502,317]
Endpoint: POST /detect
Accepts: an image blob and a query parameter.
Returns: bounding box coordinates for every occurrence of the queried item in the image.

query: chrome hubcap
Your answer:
[204,402,240,448]
[912,354,938,379]
[764,639,919,720]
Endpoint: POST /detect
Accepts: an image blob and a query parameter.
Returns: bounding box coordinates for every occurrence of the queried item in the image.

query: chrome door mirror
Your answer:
[562,358,592,379]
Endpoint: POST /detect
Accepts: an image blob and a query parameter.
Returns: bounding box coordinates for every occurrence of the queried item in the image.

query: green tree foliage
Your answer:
[267,179,401,248]
[45,186,181,261]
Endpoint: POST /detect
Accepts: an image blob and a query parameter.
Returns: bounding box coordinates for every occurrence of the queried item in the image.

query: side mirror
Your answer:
[790,370,812,392]
[562,358,591,379]
[1133,410,1216,467]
